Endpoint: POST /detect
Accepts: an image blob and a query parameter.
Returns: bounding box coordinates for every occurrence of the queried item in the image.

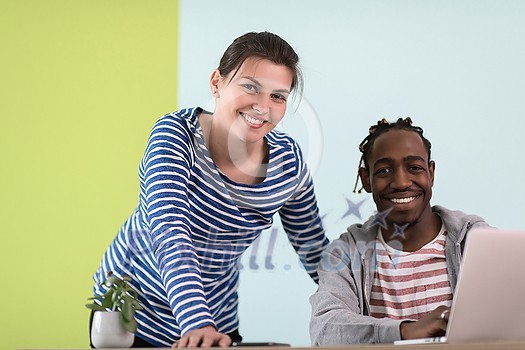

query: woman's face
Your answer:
[210,57,293,144]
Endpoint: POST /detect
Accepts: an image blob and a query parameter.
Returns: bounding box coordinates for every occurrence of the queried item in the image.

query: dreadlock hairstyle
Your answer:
[353,117,432,193]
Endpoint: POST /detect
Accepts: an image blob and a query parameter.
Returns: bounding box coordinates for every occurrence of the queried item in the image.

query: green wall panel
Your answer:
[0,1,179,348]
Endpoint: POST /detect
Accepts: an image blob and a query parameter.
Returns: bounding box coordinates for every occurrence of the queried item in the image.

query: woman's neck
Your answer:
[199,112,269,184]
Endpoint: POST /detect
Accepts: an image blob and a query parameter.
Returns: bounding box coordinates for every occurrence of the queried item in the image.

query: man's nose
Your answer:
[392,169,411,189]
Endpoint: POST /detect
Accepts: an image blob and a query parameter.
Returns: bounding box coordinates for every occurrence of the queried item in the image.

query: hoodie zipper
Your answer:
[361,255,371,315]
[456,222,472,263]
[455,242,462,263]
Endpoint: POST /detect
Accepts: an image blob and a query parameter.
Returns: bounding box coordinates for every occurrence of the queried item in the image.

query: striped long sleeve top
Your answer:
[92,107,329,346]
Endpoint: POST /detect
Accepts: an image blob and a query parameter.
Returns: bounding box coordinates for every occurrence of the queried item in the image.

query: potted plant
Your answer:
[86,271,143,348]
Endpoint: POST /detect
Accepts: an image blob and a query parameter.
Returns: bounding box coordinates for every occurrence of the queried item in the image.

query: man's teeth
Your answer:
[241,113,264,125]
[390,196,416,204]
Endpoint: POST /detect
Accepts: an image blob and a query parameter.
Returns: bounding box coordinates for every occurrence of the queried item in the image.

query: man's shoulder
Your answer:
[433,205,487,225]
[433,205,489,243]
[327,221,377,252]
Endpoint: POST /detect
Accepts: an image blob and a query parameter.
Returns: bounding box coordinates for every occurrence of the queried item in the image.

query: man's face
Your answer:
[359,129,435,227]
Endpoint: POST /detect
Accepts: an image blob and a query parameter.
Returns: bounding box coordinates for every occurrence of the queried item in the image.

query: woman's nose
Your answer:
[252,95,270,114]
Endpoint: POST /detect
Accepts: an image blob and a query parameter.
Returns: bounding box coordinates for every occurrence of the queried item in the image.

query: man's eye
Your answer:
[409,166,424,172]
[376,168,391,175]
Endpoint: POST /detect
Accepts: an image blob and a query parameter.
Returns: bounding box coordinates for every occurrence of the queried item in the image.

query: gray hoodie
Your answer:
[309,205,489,345]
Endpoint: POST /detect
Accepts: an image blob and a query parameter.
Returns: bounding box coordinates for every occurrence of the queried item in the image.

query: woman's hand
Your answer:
[172,325,232,348]
[400,305,450,340]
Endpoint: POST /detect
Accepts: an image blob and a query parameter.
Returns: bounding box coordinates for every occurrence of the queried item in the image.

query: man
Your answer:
[309,118,489,345]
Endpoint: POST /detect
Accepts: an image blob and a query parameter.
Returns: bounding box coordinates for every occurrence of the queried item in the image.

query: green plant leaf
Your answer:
[121,296,133,322]
[131,300,143,310]
[111,288,120,303]
[87,272,143,333]
[123,316,137,333]
[101,289,114,309]
[85,303,106,311]
[104,274,118,287]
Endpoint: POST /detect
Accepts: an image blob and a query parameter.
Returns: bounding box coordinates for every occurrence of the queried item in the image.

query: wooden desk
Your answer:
[21,342,525,350]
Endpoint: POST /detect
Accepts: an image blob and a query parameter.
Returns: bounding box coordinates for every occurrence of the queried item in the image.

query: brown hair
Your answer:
[217,31,303,96]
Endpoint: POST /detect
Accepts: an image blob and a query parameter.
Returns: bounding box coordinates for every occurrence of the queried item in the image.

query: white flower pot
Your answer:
[91,311,135,348]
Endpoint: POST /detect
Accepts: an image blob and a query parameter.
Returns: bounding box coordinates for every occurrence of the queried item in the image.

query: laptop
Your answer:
[395,227,525,345]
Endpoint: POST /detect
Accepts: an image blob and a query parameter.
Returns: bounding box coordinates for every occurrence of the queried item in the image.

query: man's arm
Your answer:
[309,239,403,345]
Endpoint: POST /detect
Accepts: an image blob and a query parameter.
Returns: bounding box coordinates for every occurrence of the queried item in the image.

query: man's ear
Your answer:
[358,167,372,193]
[210,70,221,97]
[429,160,435,186]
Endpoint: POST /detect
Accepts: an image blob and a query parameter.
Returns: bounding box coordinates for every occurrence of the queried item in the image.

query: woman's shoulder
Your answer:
[142,108,201,164]
[154,107,199,129]
[266,129,302,153]
[265,130,308,178]
[148,107,202,139]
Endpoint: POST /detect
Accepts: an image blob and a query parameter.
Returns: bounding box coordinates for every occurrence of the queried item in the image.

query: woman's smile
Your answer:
[239,112,267,128]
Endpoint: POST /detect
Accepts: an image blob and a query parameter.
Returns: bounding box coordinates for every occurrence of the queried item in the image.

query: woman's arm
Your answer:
[142,112,216,335]
[278,144,329,282]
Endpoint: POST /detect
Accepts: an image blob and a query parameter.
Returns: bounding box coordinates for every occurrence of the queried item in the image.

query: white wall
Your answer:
[179,0,525,345]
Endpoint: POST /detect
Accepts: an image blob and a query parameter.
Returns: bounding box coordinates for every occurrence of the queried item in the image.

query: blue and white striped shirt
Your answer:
[93,107,329,346]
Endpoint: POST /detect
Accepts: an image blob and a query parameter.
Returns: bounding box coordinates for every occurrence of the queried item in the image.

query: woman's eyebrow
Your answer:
[240,76,290,94]
[240,76,262,87]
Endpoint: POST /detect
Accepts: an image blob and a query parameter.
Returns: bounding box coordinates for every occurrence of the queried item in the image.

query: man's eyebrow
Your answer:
[404,155,426,162]
[373,155,426,168]
[373,157,393,167]
[240,76,291,94]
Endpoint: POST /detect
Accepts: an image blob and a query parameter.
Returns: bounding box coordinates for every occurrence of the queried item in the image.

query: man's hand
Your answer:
[400,305,450,340]
[172,325,232,348]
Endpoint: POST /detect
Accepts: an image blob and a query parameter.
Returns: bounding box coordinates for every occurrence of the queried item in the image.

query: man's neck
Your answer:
[382,210,442,252]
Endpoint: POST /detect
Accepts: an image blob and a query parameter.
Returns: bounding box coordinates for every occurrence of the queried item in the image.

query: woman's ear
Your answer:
[210,70,221,97]
[358,167,372,193]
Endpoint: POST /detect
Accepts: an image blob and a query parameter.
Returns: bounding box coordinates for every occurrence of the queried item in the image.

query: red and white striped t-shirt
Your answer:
[369,225,453,320]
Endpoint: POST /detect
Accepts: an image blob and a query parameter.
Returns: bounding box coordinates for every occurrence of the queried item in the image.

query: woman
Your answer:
[90,31,329,348]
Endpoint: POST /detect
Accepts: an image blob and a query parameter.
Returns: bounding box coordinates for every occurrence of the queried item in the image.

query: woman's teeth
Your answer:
[241,113,264,125]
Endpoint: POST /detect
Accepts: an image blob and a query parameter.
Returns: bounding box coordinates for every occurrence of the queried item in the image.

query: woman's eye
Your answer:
[241,84,258,93]
[271,93,287,102]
